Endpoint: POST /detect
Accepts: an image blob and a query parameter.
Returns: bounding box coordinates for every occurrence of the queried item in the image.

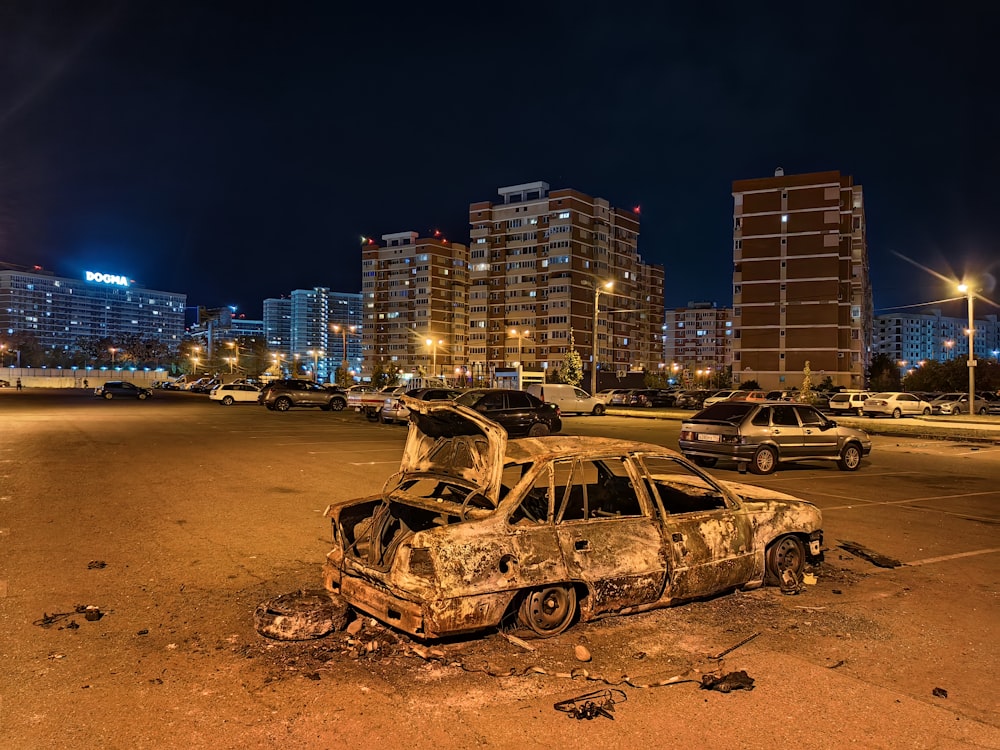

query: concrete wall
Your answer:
[1,369,173,389]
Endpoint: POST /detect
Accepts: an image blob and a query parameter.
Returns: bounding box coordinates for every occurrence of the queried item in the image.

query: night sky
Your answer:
[1,1,997,319]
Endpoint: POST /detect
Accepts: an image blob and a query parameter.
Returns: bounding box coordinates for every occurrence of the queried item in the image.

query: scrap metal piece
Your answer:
[709,632,760,661]
[554,688,627,720]
[700,670,755,692]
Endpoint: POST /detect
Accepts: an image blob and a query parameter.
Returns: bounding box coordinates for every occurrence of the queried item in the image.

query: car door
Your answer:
[897,393,918,415]
[637,454,755,601]
[549,456,668,614]
[795,405,838,456]
[502,391,537,435]
[768,404,804,457]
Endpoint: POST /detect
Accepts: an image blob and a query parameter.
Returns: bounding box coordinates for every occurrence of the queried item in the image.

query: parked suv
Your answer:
[259,379,348,411]
[94,381,153,400]
[828,391,871,417]
[679,400,871,474]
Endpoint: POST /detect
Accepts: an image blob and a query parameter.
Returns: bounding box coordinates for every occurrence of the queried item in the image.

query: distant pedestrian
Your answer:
[83,378,89,389]
[16,377,22,391]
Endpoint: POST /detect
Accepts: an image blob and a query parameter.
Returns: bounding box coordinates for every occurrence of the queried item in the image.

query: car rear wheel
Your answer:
[979,407,988,415]
[221,395,234,406]
[765,534,806,588]
[527,423,550,437]
[952,407,961,415]
[923,407,931,415]
[891,408,902,419]
[517,585,577,637]
[592,404,606,416]
[855,408,864,416]
[838,443,862,471]
[749,445,777,475]
[693,456,718,468]
[274,397,292,412]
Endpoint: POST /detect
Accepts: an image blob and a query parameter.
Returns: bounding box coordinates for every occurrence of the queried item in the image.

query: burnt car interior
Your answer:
[638,456,729,514]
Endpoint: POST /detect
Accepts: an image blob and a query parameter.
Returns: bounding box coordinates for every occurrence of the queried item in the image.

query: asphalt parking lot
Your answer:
[1,389,998,749]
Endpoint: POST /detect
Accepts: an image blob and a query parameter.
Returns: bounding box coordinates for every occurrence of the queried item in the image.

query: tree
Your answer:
[370,362,400,389]
[868,353,901,391]
[799,361,815,404]
[740,378,761,390]
[562,333,584,388]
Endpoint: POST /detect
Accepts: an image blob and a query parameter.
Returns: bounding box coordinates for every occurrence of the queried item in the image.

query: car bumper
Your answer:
[678,440,757,461]
[323,561,511,639]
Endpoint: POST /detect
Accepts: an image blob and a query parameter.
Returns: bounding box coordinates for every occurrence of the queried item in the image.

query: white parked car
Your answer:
[702,390,748,407]
[862,392,932,418]
[526,384,605,415]
[209,383,262,405]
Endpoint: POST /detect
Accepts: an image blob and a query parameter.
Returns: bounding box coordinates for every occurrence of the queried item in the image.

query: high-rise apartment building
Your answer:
[362,232,469,379]
[0,261,185,360]
[731,169,872,390]
[874,310,999,365]
[467,182,664,385]
[663,302,733,383]
[263,288,363,380]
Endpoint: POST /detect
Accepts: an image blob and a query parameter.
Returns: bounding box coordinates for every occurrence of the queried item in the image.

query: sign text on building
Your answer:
[85,271,130,287]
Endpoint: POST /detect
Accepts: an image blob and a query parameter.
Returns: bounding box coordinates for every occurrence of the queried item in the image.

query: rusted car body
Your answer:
[322,397,823,639]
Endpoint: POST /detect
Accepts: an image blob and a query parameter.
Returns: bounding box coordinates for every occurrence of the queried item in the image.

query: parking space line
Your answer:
[902,547,1000,567]
[822,489,999,511]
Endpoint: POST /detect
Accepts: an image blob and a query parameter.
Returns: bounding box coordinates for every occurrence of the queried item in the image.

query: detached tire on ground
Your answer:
[254,589,352,641]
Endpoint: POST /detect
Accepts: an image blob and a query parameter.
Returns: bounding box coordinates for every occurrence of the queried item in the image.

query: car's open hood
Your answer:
[393,396,507,502]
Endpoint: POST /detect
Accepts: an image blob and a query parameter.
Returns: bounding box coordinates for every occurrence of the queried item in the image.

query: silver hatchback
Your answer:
[679,400,872,475]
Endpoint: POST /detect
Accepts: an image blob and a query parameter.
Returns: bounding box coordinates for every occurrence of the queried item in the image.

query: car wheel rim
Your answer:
[844,447,860,468]
[519,586,576,636]
[756,449,775,472]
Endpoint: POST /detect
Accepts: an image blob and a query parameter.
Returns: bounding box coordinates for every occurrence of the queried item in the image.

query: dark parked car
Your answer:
[674,389,712,409]
[259,379,348,411]
[679,400,871,474]
[94,381,153,400]
[453,388,561,436]
[628,389,677,407]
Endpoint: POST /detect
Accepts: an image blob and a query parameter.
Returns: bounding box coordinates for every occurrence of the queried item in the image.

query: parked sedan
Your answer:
[863,392,932,418]
[321,396,823,639]
[93,381,153,400]
[453,388,561,436]
[210,383,262,405]
[679,400,872,474]
[929,392,989,416]
[703,390,748,407]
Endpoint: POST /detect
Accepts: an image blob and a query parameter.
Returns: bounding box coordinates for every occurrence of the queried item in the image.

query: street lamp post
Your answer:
[958,283,976,414]
[109,347,118,367]
[425,339,444,379]
[226,341,239,374]
[307,349,323,381]
[332,324,356,374]
[590,281,613,396]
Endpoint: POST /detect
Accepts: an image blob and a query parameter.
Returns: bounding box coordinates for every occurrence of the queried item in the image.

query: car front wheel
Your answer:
[274,397,292,412]
[923,407,931,415]
[765,534,806,588]
[137,392,148,400]
[592,404,606,416]
[517,585,577,637]
[330,398,346,411]
[749,445,777,475]
[838,443,862,471]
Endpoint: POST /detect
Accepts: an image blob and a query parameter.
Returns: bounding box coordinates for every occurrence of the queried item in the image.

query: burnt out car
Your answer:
[322,396,823,639]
